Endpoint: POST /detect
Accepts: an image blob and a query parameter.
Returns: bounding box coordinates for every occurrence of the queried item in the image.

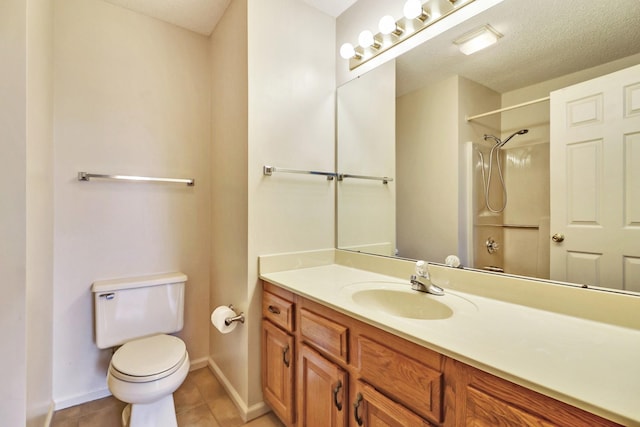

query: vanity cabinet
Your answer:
[262,282,435,427]
[261,281,621,427]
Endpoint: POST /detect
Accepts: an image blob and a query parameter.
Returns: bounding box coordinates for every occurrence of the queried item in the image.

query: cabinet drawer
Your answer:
[263,291,295,333]
[356,336,443,424]
[300,308,349,364]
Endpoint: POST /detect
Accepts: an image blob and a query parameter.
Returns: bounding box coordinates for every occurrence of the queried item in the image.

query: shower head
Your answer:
[498,129,528,147]
[483,134,501,145]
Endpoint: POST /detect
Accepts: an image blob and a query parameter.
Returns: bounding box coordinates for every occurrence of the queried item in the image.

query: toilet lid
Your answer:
[112,334,186,378]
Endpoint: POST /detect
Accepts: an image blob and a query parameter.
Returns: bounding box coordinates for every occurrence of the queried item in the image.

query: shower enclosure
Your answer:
[472,129,550,278]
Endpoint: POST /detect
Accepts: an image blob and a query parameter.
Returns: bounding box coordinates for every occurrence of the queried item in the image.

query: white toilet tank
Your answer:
[92,272,187,349]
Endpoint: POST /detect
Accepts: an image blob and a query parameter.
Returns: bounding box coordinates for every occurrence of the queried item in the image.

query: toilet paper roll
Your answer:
[211,306,238,334]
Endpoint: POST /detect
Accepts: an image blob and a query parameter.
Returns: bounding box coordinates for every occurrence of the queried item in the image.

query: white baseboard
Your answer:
[207,358,271,422]
[54,387,112,411]
[189,356,209,371]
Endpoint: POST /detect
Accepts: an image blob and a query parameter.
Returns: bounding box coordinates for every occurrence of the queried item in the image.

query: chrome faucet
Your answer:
[410,261,444,296]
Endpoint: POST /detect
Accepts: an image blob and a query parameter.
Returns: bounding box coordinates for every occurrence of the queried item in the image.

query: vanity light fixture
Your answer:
[339,0,477,70]
[454,24,502,55]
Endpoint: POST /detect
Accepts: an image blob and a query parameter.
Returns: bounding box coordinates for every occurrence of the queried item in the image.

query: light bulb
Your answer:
[379,15,401,35]
[404,0,425,20]
[339,43,356,59]
[358,30,374,48]
[358,30,380,49]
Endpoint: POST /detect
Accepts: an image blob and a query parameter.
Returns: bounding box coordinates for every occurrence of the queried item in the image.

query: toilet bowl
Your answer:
[107,334,190,427]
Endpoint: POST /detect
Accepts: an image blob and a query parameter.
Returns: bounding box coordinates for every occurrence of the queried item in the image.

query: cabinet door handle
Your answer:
[353,392,363,426]
[282,344,290,368]
[268,305,281,315]
[333,380,343,411]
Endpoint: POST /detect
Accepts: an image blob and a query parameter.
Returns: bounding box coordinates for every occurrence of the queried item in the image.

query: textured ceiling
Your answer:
[99,0,357,35]
[396,0,640,95]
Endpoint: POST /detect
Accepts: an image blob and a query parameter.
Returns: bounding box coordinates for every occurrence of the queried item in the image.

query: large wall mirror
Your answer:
[337,0,640,294]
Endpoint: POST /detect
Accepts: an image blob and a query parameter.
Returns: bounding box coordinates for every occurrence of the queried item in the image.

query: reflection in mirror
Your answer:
[336,0,640,293]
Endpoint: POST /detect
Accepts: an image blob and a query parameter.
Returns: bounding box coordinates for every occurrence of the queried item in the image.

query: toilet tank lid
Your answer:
[92,272,187,293]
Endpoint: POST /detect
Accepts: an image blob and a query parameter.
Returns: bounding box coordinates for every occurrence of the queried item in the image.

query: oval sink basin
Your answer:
[350,288,453,320]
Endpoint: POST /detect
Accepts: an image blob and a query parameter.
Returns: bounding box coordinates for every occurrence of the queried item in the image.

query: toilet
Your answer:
[92,272,190,427]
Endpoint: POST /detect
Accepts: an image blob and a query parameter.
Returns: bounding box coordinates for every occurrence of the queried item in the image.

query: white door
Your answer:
[550,64,640,291]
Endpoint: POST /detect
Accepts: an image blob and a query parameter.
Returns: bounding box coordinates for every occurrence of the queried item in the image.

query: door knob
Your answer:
[551,233,565,243]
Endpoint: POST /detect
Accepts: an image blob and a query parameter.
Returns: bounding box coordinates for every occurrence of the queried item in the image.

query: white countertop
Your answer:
[260,263,640,426]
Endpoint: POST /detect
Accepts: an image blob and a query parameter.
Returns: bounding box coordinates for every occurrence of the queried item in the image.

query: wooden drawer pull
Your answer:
[282,344,290,367]
[268,305,281,315]
[333,380,343,411]
[353,392,363,426]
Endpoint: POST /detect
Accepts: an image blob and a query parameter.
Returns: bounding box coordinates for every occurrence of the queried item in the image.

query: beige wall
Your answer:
[208,0,335,418]
[337,60,396,256]
[1,0,54,425]
[247,0,335,411]
[53,0,211,408]
[396,76,460,261]
[5,0,337,420]
[26,0,54,424]
[209,0,250,414]
[0,0,28,424]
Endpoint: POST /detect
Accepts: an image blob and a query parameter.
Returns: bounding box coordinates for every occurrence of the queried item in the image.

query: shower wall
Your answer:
[499,85,552,278]
[470,84,551,278]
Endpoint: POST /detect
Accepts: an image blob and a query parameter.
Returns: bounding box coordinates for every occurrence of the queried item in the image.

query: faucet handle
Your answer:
[415,260,429,278]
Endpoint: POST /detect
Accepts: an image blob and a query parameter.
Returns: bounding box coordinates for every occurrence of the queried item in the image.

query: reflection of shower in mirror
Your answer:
[478,129,529,213]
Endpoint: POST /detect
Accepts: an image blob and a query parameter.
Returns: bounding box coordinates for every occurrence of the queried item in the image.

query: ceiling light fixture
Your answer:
[454,24,502,55]
[339,0,479,69]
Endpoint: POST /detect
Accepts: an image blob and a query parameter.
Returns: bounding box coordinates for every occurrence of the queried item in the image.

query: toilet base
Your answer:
[121,394,178,427]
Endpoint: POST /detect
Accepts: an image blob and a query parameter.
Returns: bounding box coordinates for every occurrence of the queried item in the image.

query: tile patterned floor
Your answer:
[51,367,284,427]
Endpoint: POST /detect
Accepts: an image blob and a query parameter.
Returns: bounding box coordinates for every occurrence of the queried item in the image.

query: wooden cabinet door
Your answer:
[298,345,348,427]
[262,320,295,426]
[455,362,621,427]
[352,381,432,427]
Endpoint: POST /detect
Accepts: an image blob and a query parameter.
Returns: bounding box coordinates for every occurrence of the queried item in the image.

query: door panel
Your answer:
[550,64,640,290]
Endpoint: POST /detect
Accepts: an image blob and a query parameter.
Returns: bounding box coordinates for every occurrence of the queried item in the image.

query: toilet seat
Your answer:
[110,334,187,383]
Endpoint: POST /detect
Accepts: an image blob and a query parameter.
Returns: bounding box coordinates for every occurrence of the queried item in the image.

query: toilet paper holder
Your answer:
[225,305,245,326]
